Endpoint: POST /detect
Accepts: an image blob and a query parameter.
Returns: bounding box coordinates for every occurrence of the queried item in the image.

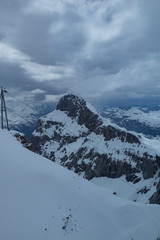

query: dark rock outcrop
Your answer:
[12,131,33,151]
[31,94,160,203]
[56,95,140,144]
[150,179,160,204]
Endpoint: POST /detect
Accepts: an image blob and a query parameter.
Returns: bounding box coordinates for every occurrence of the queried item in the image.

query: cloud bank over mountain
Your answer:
[1,0,160,106]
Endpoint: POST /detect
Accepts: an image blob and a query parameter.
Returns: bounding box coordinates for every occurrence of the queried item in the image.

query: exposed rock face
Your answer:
[31,94,160,203]
[56,95,140,144]
[11,131,33,151]
[56,95,103,132]
[150,179,160,204]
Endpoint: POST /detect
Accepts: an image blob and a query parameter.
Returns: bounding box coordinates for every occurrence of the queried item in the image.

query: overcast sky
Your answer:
[0,0,160,107]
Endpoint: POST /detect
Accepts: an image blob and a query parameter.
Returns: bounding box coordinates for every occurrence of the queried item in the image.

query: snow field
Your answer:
[0,130,160,239]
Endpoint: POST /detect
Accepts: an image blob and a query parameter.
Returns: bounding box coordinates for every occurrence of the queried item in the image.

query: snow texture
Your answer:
[0,130,160,240]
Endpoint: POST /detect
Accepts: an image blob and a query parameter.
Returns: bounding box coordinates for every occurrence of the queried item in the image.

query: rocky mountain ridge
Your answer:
[31,94,160,204]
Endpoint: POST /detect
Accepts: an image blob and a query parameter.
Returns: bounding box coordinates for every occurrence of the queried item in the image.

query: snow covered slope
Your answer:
[91,175,158,204]
[0,129,160,240]
[100,106,160,137]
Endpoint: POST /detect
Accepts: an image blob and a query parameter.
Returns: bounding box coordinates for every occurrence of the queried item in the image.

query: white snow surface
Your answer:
[142,135,160,154]
[0,130,160,240]
[86,101,99,115]
[91,174,159,204]
[38,110,89,137]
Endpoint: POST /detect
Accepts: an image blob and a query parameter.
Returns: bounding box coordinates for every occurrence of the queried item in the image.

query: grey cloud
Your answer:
[0,0,30,36]
[0,61,29,88]
[10,10,86,65]
[0,61,67,97]
[0,0,160,107]
[32,93,46,101]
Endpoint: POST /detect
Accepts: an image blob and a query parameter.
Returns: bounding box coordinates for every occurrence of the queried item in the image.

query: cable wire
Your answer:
[7,92,35,111]
[7,107,34,125]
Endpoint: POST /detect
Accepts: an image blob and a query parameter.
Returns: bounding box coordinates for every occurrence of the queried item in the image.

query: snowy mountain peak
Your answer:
[56,94,86,113]
[55,94,139,144]
[31,94,160,204]
[56,94,102,131]
[56,94,98,116]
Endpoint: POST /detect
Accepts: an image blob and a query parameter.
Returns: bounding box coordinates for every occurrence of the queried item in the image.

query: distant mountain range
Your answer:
[99,106,160,138]
[6,102,55,138]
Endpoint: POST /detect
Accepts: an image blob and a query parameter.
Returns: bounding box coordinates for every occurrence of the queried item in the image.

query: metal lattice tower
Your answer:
[1,87,10,131]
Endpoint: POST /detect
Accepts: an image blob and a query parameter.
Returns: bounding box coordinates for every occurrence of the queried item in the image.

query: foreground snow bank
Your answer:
[0,130,160,240]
